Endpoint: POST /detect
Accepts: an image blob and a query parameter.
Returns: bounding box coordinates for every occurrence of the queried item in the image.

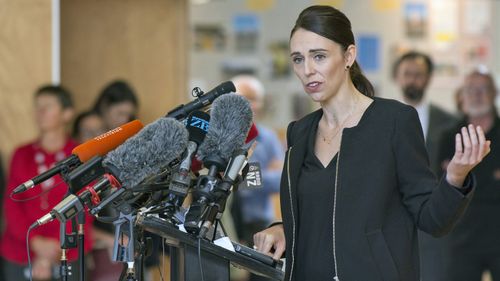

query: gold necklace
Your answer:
[318,97,359,144]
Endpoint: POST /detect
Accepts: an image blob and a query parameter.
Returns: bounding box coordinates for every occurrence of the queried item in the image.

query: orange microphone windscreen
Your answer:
[72,119,144,162]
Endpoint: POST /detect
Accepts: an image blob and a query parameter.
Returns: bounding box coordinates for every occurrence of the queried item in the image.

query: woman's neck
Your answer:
[320,82,363,127]
[39,128,67,153]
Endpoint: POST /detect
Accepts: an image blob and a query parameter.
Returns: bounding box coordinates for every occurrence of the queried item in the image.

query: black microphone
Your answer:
[184,94,253,234]
[161,111,210,219]
[32,117,189,228]
[166,81,235,120]
[198,143,252,237]
[13,156,80,195]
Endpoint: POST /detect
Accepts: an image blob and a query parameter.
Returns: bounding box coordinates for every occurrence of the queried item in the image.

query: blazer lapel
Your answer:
[288,110,322,215]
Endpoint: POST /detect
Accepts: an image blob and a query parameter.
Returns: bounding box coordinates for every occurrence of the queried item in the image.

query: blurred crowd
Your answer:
[0,50,499,281]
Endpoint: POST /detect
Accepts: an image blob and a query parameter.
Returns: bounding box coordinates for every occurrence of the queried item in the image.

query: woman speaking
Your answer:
[253,5,490,281]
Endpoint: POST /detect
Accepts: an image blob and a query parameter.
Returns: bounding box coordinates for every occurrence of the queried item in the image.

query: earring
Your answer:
[345,65,350,70]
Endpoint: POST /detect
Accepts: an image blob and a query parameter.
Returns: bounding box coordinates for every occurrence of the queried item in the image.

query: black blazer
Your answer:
[279,97,473,281]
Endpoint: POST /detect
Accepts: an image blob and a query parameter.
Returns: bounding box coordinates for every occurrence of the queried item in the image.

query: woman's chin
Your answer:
[307,92,325,103]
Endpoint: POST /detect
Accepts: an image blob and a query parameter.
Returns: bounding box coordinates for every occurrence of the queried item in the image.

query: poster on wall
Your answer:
[430,0,458,48]
[314,0,344,8]
[463,0,491,36]
[220,58,258,81]
[245,0,275,11]
[404,2,427,39]
[373,0,399,11]
[357,35,380,72]
[463,38,492,71]
[268,41,291,78]
[233,14,260,53]
[461,0,492,72]
[193,25,226,52]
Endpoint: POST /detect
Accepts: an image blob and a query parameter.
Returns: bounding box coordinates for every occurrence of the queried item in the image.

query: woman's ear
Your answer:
[344,44,357,67]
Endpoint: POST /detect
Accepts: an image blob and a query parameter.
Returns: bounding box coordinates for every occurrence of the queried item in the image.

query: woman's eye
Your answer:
[314,54,325,61]
[292,56,303,64]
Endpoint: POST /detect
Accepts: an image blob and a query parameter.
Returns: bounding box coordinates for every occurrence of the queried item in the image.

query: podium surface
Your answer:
[139,216,284,281]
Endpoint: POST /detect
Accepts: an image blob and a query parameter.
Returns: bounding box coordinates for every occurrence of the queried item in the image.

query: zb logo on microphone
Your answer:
[189,116,209,132]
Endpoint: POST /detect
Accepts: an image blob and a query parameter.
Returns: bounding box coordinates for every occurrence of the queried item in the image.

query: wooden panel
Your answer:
[0,0,52,164]
[60,0,189,125]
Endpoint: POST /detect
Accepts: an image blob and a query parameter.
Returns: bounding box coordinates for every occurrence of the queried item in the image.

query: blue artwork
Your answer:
[233,14,260,33]
[357,35,380,72]
[232,14,260,53]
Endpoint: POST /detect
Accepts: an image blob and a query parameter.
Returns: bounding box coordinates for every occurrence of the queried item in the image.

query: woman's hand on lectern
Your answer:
[253,224,286,260]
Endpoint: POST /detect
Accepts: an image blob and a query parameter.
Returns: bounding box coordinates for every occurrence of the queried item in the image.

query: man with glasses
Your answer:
[438,70,500,281]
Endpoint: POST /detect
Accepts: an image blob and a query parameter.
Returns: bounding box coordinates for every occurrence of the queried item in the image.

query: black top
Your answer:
[295,122,337,280]
[279,98,475,281]
[438,116,500,253]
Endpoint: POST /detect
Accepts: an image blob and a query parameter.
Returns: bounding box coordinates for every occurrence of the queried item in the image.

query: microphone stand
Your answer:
[56,187,78,281]
[112,206,140,281]
[77,212,85,281]
[59,220,77,281]
[135,229,152,281]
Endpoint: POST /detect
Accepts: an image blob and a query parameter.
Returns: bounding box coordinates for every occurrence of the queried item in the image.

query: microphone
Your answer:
[13,120,144,195]
[102,117,189,188]
[162,111,210,217]
[190,122,259,173]
[184,94,253,234]
[198,143,252,237]
[33,173,121,227]
[32,117,189,228]
[166,81,235,120]
[197,94,253,168]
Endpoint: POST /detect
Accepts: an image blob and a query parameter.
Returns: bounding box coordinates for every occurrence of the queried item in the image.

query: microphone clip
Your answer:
[191,86,204,98]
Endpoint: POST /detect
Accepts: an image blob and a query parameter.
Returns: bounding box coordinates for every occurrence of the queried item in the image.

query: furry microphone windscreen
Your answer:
[197,94,253,164]
[103,117,189,187]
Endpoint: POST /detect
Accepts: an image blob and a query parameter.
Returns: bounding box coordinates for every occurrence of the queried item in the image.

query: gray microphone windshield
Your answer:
[197,94,253,165]
[103,117,189,187]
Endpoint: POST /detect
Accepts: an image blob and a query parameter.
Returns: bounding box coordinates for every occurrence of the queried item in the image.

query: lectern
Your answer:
[138,216,284,281]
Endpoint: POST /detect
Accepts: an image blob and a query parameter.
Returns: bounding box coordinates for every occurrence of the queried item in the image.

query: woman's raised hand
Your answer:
[446,124,491,187]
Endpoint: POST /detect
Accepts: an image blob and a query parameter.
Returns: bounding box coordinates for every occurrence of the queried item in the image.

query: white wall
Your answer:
[189,0,499,129]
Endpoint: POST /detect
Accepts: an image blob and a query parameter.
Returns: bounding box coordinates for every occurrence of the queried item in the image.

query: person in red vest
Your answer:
[1,85,93,281]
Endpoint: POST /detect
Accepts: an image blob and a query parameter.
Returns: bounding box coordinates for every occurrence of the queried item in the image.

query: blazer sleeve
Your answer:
[392,105,474,238]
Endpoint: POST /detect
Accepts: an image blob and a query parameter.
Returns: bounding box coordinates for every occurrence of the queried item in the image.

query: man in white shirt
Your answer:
[393,51,457,281]
[393,51,456,175]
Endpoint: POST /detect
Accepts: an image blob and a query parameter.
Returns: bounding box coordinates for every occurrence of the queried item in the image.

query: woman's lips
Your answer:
[305,81,323,93]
